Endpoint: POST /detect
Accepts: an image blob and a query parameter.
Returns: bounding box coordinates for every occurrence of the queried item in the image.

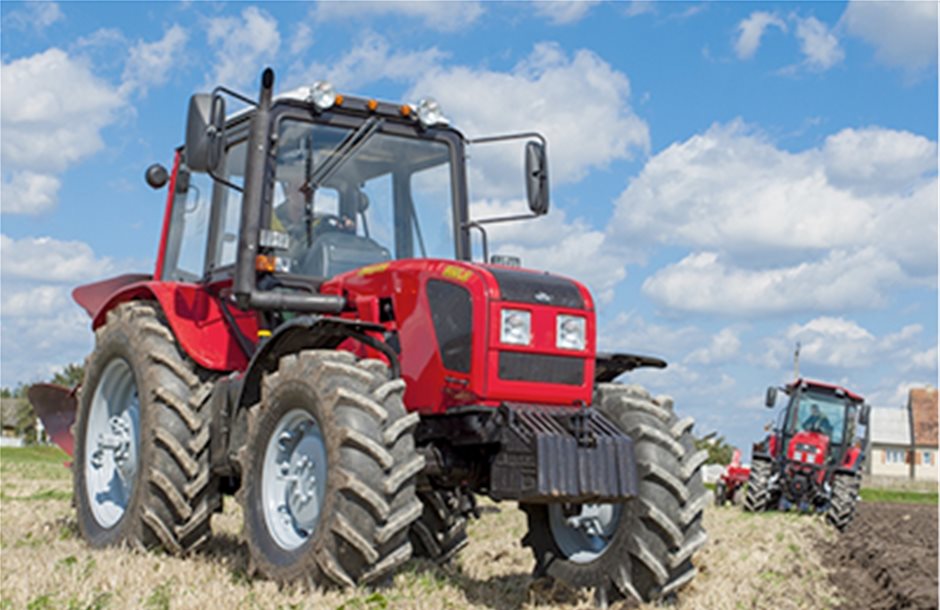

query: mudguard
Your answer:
[27,383,77,458]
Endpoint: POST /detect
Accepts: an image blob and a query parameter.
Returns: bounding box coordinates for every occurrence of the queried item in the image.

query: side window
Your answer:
[411,163,454,259]
[361,174,394,252]
[210,139,247,269]
[163,165,212,282]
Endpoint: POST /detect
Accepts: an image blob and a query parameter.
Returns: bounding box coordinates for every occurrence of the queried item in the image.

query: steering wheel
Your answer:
[313,213,354,235]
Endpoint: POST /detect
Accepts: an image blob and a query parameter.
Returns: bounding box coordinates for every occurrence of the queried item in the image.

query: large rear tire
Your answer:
[74,301,217,554]
[521,384,708,604]
[826,472,861,530]
[240,351,424,587]
[743,459,773,512]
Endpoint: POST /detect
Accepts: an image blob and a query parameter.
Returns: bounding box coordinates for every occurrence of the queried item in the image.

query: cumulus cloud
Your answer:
[610,121,936,314]
[734,11,787,59]
[794,15,844,70]
[685,328,742,365]
[841,0,938,74]
[314,1,483,32]
[3,1,63,31]
[0,234,118,282]
[1,48,125,215]
[410,42,649,192]
[121,25,188,96]
[533,1,600,25]
[288,31,445,93]
[206,6,280,90]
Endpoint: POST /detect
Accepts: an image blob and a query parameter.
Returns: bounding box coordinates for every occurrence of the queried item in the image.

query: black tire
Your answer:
[521,384,708,604]
[74,301,217,554]
[410,488,471,563]
[826,472,861,530]
[240,350,424,586]
[743,459,773,512]
[714,481,727,507]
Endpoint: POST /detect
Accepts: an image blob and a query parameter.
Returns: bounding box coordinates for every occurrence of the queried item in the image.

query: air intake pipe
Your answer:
[233,68,345,314]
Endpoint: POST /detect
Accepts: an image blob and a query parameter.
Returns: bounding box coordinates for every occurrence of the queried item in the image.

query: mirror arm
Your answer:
[468,132,546,147]
[465,221,489,263]
[211,85,257,108]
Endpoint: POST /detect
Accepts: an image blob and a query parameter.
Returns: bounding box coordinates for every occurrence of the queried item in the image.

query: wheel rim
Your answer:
[262,409,328,551]
[548,503,623,564]
[84,358,141,529]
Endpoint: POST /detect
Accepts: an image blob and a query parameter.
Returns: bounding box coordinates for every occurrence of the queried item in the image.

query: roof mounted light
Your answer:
[415,97,448,127]
[308,81,337,111]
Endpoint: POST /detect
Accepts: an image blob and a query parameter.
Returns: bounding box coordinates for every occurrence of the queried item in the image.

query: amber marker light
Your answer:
[255,254,276,273]
[335,94,344,106]
[367,99,379,111]
[400,104,412,117]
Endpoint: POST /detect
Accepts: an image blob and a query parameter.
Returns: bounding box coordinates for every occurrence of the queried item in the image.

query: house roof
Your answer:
[870,407,910,446]
[910,387,938,448]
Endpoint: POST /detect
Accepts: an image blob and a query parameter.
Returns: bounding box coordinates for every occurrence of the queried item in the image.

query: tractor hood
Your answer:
[323,259,596,414]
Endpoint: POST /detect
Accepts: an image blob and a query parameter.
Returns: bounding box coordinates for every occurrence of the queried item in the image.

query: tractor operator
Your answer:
[802,404,833,436]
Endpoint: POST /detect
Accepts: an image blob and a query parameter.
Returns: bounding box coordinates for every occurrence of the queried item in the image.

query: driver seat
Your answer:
[299,232,391,278]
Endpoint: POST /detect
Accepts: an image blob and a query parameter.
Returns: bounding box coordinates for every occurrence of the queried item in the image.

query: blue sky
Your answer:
[1,1,937,452]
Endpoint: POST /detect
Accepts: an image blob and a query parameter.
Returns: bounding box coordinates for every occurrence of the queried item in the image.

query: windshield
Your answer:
[269,119,456,278]
[786,391,849,445]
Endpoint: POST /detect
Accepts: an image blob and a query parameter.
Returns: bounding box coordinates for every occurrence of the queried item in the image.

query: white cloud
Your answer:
[841,0,938,74]
[289,22,313,56]
[410,42,649,191]
[0,171,61,214]
[0,234,117,282]
[794,15,844,70]
[533,1,600,25]
[599,311,701,359]
[1,285,70,318]
[314,1,483,32]
[735,11,787,60]
[469,199,625,303]
[610,121,937,314]
[0,48,125,215]
[206,6,280,90]
[121,25,188,96]
[685,328,742,365]
[642,248,905,316]
[3,1,63,31]
[288,32,445,93]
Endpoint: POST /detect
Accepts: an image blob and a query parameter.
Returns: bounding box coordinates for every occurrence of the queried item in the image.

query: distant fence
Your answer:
[862,474,938,493]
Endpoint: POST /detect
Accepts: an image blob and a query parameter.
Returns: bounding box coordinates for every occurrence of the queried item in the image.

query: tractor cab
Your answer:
[775,379,864,468]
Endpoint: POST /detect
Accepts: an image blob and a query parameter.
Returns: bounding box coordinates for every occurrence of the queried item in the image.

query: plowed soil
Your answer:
[820,502,938,610]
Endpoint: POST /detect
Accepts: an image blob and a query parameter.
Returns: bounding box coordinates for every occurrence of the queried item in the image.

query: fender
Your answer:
[839,446,863,471]
[234,315,398,412]
[73,277,257,372]
[594,352,667,383]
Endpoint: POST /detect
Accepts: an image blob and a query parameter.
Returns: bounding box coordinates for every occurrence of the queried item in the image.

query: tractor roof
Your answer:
[787,378,864,402]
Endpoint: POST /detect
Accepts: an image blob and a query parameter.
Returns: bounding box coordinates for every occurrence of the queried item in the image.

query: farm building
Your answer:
[866,387,938,482]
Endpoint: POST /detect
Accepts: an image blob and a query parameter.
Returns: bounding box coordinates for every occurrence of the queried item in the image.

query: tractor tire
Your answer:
[826,472,861,530]
[743,459,773,512]
[240,351,424,587]
[73,301,217,555]
[410,488,471,563]
[521,384,708,604]
[714,481,727,507]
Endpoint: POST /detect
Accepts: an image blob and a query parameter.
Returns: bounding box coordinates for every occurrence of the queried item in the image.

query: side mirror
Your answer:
[859,403,870,426]
[145,164,168,189]
[765,386,777,408]
[185,93,225,173]
[525,141,549,216]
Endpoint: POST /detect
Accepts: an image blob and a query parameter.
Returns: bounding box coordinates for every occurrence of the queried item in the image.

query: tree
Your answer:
[51,363,84,387]
[695,431,736,465]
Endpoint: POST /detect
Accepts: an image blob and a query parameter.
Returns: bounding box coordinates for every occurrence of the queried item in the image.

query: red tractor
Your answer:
[743,378,869,529]
[713,449,749,507]
[30,68,706,603]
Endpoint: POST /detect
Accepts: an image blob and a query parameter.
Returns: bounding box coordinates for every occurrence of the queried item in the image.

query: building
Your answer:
[867,387,938,482]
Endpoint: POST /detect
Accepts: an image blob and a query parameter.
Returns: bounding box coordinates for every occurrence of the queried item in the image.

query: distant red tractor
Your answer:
[743,379,869,529]
[713,449,749,507]
[30,68,707,604]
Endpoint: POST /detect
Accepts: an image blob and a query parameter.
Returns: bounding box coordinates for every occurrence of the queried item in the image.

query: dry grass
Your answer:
[0,448,842,609]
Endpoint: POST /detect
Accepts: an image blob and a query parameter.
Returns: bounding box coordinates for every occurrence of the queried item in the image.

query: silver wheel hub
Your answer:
[549,503,623,564]
[84,359,140,529]
[262,410,327,551]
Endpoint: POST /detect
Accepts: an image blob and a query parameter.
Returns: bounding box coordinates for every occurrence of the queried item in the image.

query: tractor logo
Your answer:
[534,291,552,303]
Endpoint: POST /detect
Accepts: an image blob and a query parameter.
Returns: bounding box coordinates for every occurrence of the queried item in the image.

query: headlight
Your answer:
[415,98,448,127]
[500,309,531,345]
[556,315,586,350]
[308,81,336,110]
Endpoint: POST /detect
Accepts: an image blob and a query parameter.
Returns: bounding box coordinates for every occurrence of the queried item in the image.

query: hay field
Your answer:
[0,447,842,609]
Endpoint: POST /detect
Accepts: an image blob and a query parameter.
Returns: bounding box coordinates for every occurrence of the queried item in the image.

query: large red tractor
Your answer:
[743,378,869,529]
[30,68,706,603]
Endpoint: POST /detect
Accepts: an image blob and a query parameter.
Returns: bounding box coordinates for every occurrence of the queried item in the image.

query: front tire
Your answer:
[410,488,471,563]
[521,384,708,604]
[240,351,424,587]
[743,459,773,512]
[826,472,861,530]
[74,301,216,554]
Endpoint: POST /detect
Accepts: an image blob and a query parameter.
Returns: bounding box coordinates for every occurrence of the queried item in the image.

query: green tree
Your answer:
[695,431,736,465]
[51,363,84,387]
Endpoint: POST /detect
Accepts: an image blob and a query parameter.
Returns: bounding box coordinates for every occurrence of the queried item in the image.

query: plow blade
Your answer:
[27,383,77,458]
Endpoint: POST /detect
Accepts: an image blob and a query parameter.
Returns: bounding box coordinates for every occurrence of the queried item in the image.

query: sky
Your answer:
[1,1,937,453]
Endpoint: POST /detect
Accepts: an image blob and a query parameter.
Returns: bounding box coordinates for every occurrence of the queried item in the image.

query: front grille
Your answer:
[427,280,473,373]
[498,352,584,385]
